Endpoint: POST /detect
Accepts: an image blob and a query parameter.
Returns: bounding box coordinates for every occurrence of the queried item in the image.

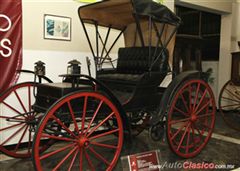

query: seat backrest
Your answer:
[116,47,169,74]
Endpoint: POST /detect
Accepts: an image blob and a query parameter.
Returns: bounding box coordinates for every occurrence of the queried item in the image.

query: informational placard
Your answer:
[0,0,22,93]
[121,150,161,171]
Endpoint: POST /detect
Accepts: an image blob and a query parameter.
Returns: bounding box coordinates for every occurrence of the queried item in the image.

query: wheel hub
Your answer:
[190,114,197,122]
[78,137,89,148]
[25,114,36,124]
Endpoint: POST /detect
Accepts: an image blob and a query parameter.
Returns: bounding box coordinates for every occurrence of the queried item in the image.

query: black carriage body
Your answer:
[33,82,92,113]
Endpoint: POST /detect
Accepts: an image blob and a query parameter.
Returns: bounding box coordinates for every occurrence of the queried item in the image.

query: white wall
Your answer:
[176,0,233,14]
[22,0,124,81]
[163,0,175,11]
[231,0,240,52]
[22,0,124,53]
[218,13,233,102]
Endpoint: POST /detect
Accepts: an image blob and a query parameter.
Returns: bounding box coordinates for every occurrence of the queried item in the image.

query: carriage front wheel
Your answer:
[166,79,216,158]
[33,91,123,171]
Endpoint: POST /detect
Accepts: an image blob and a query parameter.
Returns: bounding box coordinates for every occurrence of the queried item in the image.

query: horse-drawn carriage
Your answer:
[0,0,216,170]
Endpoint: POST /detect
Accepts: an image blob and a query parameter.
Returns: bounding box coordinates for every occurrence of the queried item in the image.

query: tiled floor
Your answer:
[0,113,240,171]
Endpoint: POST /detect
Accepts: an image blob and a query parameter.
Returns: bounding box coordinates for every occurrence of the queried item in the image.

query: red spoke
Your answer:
[185,125,191,154]
[67,101,79,132]
[222,96,240,103]
[1,124,26,146]
[42,134,77,142]
[28,127,32,154]
[51,115,78,139]
[194,89,208,113]
[177,123,190,151]
[188,84,192,111]
[169,118,190,125]
[191,125,199,149]
[40,143,76,160]
[180,93,189,113]
[81,96,88,134]
[195,100,211,115]
[52,146,78,171]
[0,122,23,132]
[14,125,29,151]
[2,101,23,116]
[0,115,24,120]
[14,90,28,113]
[87,112,114,138]
[28,86,32,112]
[84,149,95,171]
[88,147,110,165]
[68,148,79,171]
[170,121,189,141]
[192,123,204,142]
[173,106,189,117]
[196,113,214,119]
[84,100,103,135]
[79,148,83,171]
[91,142,118,149]
[193,83,200,109]
[89,128,119,140]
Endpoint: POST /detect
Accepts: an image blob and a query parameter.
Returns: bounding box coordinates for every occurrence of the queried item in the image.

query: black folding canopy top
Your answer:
[78,0,181,71]
[79,0,180,30]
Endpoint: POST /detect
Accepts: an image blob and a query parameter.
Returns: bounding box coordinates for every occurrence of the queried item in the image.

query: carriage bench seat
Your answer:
[97,46,169,86]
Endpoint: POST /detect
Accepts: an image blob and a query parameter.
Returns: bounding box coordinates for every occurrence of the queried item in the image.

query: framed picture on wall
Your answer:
[44,14,71,41]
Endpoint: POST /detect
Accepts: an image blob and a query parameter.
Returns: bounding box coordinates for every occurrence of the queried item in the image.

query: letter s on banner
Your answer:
[0,39,12,57]
[0,0,22,93]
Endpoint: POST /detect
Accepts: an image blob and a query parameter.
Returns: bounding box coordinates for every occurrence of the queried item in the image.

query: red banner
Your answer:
[0,0,22,93]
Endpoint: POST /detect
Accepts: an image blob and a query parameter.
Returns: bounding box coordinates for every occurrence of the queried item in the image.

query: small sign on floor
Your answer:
[121,150,161,171]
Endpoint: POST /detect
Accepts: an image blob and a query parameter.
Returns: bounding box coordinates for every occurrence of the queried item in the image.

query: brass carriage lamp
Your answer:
[67,59,81,75]
[34,61,46,76]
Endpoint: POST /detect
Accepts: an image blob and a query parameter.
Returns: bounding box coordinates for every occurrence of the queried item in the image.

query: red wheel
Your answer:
[33,92,123,171]
[219,80,240,131]
[166,79,216,158]
[0,82,47,158]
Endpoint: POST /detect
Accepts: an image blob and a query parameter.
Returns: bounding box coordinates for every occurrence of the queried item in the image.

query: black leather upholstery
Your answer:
[98,47,169,85]
[97,47,169,105]
[117,47,168,74]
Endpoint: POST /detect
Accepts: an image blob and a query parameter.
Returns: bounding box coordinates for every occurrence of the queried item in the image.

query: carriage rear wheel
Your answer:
[166,79,215,158]
[0,82,50,158]
[219,80,240,131]
[33,91,123,171]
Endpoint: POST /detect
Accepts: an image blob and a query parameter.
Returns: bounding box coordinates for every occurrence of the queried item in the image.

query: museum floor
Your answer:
[0,112,239,171]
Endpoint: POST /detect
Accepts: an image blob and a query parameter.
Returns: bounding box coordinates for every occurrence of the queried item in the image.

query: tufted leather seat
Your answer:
[97,47,169,106]
[98,47,169,85]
